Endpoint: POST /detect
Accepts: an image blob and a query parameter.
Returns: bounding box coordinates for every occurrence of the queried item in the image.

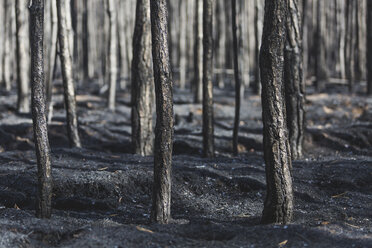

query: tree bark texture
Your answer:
[254,0,263,95]
[29,0,53,219]
[203,0,215,158]
[194,0,203,103]
[284,0,305,160]
[368,0,372,95]
[131,0,155,156]
[107,0,118,110]
[15,0,30,114]
[260,0,294,224]
[150,0,174,224]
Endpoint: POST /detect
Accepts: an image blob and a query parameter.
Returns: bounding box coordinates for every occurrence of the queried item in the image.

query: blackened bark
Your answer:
[232,0,241,155]
[368,0,372,95]
[284,0,305,160]
[193,0,203,103]
[15,0,30,114]
[260,0,294,224]
[57,0,82,148]
[29,0,53,219]
[131,0,155,156]
[107,0,118,110]
[150,0,174,224]
[203,0,215,158]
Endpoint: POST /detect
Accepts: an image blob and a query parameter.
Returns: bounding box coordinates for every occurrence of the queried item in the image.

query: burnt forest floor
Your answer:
[0,79,371,247]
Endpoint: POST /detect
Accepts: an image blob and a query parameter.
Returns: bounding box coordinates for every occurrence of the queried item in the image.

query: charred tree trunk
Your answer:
[150,0,174,224]
[260,0,294,224]
[107,0,118,110]
[131,0,155,156]
[15,0,30,113]
[57,0,82,148]
[203,0,215,158]
[29,0,53,219]
[232,0,241,155]
[368,0,372,95]
[253,0,263,95]
[193,0,203,103]
[284,0,305,160]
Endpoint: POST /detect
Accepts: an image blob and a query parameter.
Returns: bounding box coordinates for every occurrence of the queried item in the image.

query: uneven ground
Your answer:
[0,80,371,247]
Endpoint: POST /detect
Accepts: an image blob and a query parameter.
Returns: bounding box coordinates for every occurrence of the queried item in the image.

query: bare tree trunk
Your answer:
[150,0,174,224]
[368,0,372,95]
[57,0,82,148]
[179,0,187,90]
[131,0,155,156]
[107,0,118,110]
[2,0,13,91]
[232,0,241,155]
[29,0,53,219]
[284,0,305,160]
[260,0,294,224]
[253,0,263,95]
[215,0,226,88]
[203,0,215,158]
[15,0,30,113]
[345,0,355,92]
[0,1,3,86]
[193,0,203,103]
[315,0,328,92]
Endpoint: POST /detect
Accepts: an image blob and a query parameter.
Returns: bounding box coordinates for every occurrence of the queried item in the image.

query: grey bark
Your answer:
[29,0,53,219]
[15,0,30,113]
[2,0,13,91]
[203,0,215,158]
[150,0,174,224]
[368,0,372,95]
[179,0,187,90]
[253,0,263,94]
[57,0,82,148]
[131,0,155,156]
[107,0,118,110]
[260,0,294,224]
[193,0,203,103]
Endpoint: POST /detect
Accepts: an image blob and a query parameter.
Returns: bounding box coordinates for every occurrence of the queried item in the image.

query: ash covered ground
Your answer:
[0,81,371,247]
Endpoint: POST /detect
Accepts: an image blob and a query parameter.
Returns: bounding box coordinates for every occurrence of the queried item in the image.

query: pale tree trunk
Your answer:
[150,0,174,224]
[2,0,13,91]
[0,1,3,86]
[260,0,294,224]
[131,0,155,156]
[15,0,30,113]
[336,0,346,79]
[117,0,129,88]
[107,0,118,110]
[315,0,328,92]
[284,0,305,160]
[203,0,215,158]
[179,0,187,90]
[367,0,372,95]
[57,0,82,148]
[193,0,203,103]
[215,0,226,88]
[29,0,53,219]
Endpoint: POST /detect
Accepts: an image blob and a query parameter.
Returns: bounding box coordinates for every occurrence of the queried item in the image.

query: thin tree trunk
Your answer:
[368,0,372,95]
[315,0,328,92]
[15,0,30,113]
[131,0,155,156]
[179,0,187,90]
[253,0,263,95]
[232,0,241,155]
[150,0,174,224]
[203,0,215,158]
[29,0,53,219]
[284,0,305,160]
[57,0,82,148]
[2,0,13,91]
[107,0,118,110]
[260,0,294,224]
[0,1,3,86]
[193,0,203,103]
[215,0,226,89]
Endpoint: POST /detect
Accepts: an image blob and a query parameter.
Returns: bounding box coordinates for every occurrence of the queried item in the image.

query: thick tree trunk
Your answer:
[368,0,372,95]
[193,0,203,103]
[232,0,241,155]
[260,0,294,224]
[107,0,118,110]
[57,0,82,148]
[29,0,53,219]
[315,0,328,92]
[150,0,174,224]
[131,0,155,156]
[284,0,305,160]
[15,0,30,113]
[203,0,215,158]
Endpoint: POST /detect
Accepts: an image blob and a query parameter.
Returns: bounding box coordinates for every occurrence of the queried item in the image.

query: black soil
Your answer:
[0,81,371,247]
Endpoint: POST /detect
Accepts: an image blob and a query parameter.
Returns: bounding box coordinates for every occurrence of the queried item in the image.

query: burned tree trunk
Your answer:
[193,0,203,103]
[107,0,118,110]
[150,0,174,224]
[368,0,372,95]
[284,0,305,160]
[260,0,294,224]
[131,0,154,156]
[15,0,30,113]
[203,0,215,158]
[232,0,241,155]
[29,0,53,219]
[253,0,263,95]
[57,0,82,148]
